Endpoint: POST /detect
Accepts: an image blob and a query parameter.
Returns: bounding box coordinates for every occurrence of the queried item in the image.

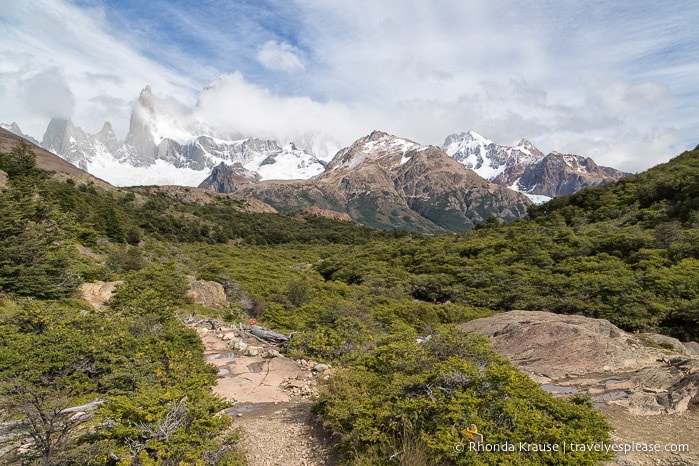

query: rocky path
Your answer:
[193,323,335,466]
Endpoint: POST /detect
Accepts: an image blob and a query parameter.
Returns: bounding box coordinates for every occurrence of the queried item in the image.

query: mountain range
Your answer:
[442,131,628,198]
[2,83,628,231]
[200,131,531,233]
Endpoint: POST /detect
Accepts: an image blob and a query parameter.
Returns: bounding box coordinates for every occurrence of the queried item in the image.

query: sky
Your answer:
[0,0,698,172]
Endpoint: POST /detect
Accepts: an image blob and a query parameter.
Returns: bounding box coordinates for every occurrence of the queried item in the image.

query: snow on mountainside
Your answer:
[442,131,627,198]
[327,131,427,171]
[2,81,625,196]
[442,131,544,185]
[24,86,327,187]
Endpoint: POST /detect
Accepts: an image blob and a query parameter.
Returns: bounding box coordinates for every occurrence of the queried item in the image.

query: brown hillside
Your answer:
[0,127,112,188]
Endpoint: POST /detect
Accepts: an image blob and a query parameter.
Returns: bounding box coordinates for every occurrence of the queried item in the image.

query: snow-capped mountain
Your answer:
[200,130,532,233]
[3,82,626,199]
[25,86,328,187]
[326,132,427,171]
[1,122,41,146]
[442,131,627,198]
[442,131,544,185]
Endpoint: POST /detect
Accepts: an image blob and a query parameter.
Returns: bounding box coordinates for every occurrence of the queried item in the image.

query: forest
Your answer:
[1,140,697,464]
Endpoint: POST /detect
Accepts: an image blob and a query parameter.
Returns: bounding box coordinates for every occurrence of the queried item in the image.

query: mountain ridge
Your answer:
[2,83,626,197]
[442,130,628,197]
[200,130,532,233]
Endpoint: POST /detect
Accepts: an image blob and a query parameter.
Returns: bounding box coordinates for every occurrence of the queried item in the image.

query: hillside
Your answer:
[0,127,111,189]
[316,144,699,338]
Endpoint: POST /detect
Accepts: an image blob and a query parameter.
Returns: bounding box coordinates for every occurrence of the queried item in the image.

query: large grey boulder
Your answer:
[461,310,699,415]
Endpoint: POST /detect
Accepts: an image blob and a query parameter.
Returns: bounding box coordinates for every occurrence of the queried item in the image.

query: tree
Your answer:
[0,377,93,465]
[0,142,46,179]
[0,182,79,299]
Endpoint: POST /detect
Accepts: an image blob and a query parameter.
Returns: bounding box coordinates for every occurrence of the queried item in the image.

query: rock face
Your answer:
[0,169,7,190]
[41,118,123,171]
[516,152,628,197]
[200,131,532,233]
[186,276,228,308]
[79,281,123,311]
[300,206,353,221]
[442,131,627,197]
[461,310,699,415]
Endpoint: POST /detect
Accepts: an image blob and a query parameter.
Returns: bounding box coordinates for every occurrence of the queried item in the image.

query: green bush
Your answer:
[316,326,611,465]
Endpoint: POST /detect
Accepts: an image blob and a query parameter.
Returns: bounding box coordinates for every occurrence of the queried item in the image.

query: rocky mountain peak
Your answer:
[515,138,545,157]
[0,122,41,145]
[442,131,626,198]
[199,162,261,193]
[327,131,425,172]
[41,117,77,152]
[125,87,157,162]
[138,85,154,108]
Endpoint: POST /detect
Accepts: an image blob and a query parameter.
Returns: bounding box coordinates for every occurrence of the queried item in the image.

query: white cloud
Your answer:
[18,68,75,119]
[256,40,305,72]
[0,0,198,138]
[0,0,695,174]
[193,73,365,157]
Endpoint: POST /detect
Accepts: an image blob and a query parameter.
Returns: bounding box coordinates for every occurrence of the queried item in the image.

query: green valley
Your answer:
[1,140,698,465]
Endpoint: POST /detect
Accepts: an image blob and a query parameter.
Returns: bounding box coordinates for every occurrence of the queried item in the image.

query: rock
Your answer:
[232,341,248,352]
[222,332,237,341]
[0,169,7,189]
[460,310,699,415]
[642,333,691,354]
[75,244,102,261]
[265,349,282,358]
[245,346,263,356]
[285,380,306,389]
[312,364,329,372]
[460,310,654,379]
[686,341,699,356]
[79,281,123,311]
[186,276,227,308]
[683,341,699,356]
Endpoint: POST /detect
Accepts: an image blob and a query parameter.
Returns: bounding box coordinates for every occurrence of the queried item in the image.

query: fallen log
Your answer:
[248,325,289,345]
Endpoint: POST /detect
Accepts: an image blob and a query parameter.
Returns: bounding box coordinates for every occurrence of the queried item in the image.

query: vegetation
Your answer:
[316,327,610,465]
[1,141,698,464]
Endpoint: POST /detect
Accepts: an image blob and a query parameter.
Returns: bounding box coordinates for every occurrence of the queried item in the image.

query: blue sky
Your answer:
[1,0,698,171]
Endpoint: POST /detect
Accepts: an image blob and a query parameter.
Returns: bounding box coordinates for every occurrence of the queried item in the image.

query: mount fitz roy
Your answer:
[3,84,626,218]
[12,85,329,187]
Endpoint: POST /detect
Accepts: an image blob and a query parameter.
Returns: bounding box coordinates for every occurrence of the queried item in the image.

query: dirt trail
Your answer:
[194,325,335,466]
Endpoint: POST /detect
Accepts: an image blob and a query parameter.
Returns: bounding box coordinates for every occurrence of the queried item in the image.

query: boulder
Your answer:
[186,276,227,307]
[642,333,691,354]
[461,310,699,415]
[232,341,248,352]
[80,281,123,311]
[460,310,655,379]
[245,346,263,356]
